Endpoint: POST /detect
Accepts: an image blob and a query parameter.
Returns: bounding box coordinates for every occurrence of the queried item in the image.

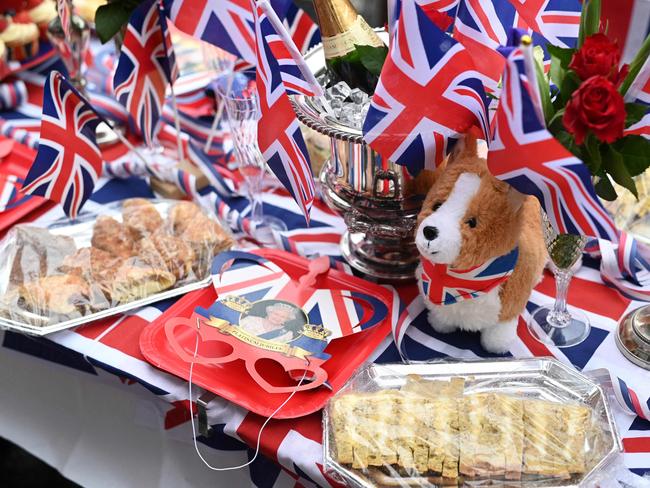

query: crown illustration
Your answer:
[301,323,331,341]
[221,295,252,313]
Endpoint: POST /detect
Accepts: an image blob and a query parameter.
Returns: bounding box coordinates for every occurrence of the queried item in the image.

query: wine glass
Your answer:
[216,75,288,245]
[527,212,590,348]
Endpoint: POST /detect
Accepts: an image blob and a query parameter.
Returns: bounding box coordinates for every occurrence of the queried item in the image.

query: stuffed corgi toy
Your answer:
[415,135,547,354]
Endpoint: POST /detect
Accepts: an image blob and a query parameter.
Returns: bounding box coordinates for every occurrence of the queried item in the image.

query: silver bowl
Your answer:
[290,40,424,282]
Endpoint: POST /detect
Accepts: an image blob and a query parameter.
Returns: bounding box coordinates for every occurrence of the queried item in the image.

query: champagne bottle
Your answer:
[312,0,388,94]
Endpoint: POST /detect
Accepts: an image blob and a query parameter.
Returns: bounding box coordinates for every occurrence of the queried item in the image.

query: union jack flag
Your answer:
[253,0,316,223]
[363,0,489,175]
[22,72,103,219]
[256,0,322,97]
[164,0,310,65]
[114,0,178,147]
[508,0,581,48]
[453,0,521,94]
[420,247,519,305]
[57,0,73,41]
[389,0,460,35]
[487,45,618,240]
[282,1,321,54]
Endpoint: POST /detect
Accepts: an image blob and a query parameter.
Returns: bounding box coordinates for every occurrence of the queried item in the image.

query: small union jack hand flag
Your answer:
[281,1,321,54]
[487,44,618,241]
[253,0,315,223]
[165,0,259,65]
[453,0,521,95]
[22,72,103,219]
[114,0,178,147]
[363,0,489,176]
[509,0,581,48]
[256,0,322,97]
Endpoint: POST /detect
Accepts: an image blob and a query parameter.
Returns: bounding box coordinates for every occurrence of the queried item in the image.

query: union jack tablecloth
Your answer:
[1,46,650,487]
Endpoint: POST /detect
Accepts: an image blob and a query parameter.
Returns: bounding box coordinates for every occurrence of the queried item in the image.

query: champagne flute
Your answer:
[216,74,288,245]
[527,212,590,348]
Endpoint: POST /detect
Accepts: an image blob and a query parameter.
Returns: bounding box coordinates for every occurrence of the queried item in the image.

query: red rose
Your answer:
[563,76,626,145]
[569,33,627,85]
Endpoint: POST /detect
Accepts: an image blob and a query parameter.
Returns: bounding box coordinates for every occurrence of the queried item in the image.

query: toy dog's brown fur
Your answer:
[417,135,547,328]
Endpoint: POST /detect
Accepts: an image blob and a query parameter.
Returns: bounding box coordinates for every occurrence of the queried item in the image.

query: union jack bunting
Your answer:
[363,0,489,175]
[0,174,31,213]
[22,72,103,219]
[253,0,315,222]
[114,0,178,147]
[487,45,618,240]
[508,0,581,48]
[256,0,323,97]
[420,247,519,306]
[57,0,73,41]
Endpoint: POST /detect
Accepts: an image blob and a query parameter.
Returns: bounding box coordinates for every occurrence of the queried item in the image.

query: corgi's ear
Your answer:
[448,133,478,165]
[507,186,526,212]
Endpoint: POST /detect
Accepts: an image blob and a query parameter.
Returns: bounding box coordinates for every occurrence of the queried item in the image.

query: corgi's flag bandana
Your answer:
[420,247,519,306]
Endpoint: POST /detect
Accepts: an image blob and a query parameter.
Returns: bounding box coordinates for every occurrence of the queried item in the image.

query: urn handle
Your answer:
[372,170,400,199]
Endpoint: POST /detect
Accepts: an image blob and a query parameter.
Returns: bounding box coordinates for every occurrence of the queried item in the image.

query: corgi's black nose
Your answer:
[422,226,438,241]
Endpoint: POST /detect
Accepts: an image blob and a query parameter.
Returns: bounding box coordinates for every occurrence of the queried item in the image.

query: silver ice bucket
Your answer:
[290,42,424,282]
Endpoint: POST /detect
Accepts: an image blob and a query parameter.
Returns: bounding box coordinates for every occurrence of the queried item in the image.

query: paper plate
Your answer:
[139,248,394,418]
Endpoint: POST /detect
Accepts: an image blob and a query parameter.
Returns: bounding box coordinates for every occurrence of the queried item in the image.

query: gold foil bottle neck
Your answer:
[312,0,385,58]
[312,0,359,38]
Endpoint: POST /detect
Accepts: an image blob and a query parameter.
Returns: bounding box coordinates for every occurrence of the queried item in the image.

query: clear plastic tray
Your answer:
[0,198,234,336]
[323,358,621,487]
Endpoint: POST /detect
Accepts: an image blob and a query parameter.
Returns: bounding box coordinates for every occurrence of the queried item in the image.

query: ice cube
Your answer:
[349,88,369,105]
[328,81,352,100]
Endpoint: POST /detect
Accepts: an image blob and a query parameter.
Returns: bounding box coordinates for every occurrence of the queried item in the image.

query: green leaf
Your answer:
[578,0,588,47]
[555,130,581,157]
[559,71,581,105]
[584,0,602,38]
[548,108,566,134]
[533,52,555,123]
[546,45,575,69]
[620,33,650,96]
[95,0,139,44]
[584,133,602,174]
[625,103,649,128]
[602,145,638,198]
[547,45,574,91]
[614,135,650,176]
[355,45,388,77]
[595,175,618,201]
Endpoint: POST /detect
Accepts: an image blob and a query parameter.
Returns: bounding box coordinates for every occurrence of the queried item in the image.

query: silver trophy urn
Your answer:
[47,15,120,146]
[290,43,424,282]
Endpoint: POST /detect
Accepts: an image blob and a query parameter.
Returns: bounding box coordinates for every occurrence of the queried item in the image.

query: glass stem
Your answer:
[249,189,263,226]
[548,269,573,328]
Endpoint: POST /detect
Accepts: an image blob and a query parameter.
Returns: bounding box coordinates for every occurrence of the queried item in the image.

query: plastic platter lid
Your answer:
[323,358,622,488]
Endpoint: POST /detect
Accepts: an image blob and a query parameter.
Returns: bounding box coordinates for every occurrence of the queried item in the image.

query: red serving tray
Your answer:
[140,248,393,418]
[0,137,55,237]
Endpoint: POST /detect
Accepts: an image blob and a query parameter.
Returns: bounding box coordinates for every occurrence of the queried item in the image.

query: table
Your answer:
[1,44,650,488]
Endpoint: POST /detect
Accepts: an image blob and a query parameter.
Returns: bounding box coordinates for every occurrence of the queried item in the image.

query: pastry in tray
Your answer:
[0,199,233,324]
[328,376,592,485]
[17,274,91,317]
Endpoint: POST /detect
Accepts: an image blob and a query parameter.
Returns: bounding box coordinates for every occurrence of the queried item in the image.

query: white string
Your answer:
[188,323,308,471]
